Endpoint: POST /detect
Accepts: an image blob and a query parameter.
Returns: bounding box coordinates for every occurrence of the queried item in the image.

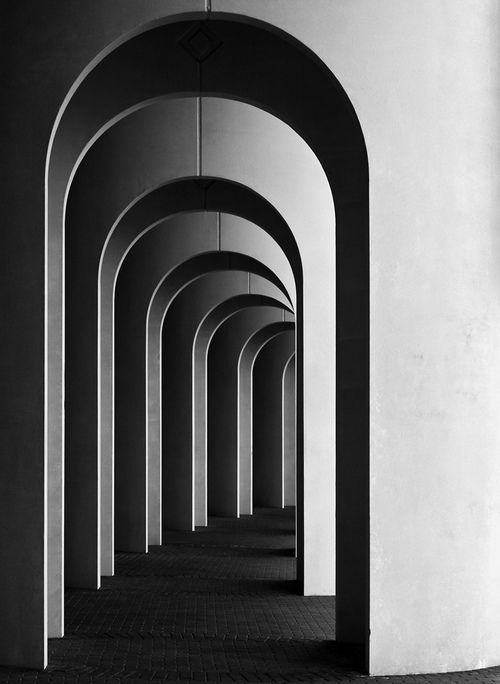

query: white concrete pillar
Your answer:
[64,99,198,585]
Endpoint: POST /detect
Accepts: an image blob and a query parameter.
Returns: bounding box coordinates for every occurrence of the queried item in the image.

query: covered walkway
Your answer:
[2,508,500,683]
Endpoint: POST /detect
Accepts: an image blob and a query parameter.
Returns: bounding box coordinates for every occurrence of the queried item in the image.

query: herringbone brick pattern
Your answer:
[1,508,500,682]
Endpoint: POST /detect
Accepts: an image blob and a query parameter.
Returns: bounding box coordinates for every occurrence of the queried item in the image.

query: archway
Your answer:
[146,251,293,540]
[45,9,368,668]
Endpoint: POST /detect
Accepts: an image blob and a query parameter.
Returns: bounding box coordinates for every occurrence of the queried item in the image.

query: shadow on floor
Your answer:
[2,508,500,682]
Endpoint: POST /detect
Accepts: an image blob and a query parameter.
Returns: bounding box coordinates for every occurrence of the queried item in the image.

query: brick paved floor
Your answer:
[2,507,500,682]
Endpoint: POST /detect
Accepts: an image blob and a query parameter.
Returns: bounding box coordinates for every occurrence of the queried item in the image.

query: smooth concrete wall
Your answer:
[253,331,296,508]
[207,306,294,517]
[283,355,296,507]
[238,321,295,515]
[364,7,500,671]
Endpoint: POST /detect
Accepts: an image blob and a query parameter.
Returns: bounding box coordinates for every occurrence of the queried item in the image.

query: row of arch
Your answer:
[41,10,369,671]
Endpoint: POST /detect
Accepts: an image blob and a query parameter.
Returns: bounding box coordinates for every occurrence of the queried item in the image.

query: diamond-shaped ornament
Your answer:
[180,23,223,63]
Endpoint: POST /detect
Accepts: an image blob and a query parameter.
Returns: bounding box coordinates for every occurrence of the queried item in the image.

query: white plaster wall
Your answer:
[213,0,500,675]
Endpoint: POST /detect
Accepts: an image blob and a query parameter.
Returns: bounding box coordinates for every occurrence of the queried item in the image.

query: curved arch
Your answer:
[161,287,293,532]
[282,354,297,508]
[252,330,296,509]
[238,323,296,515]
[148,252,292,542]
[113,213,293,554]
[48,13,366,194]
[46,8,368,649]
[63,95,326,587]
[193,297,294,524]
[206,306,295,519]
